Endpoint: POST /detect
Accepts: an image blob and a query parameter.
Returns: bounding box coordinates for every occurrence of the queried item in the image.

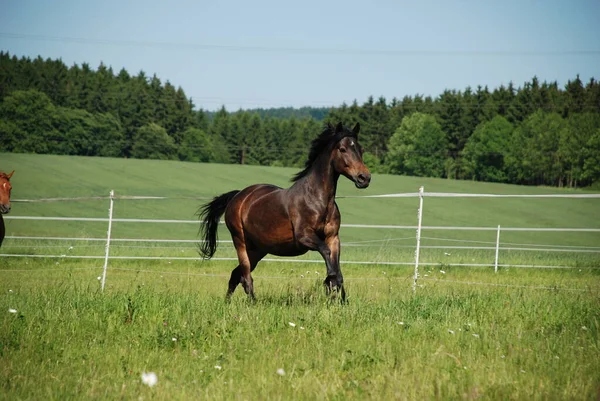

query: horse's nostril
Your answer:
[358,173,371,184]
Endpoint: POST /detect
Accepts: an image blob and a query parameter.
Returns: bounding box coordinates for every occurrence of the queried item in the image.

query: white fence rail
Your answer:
[5,216,600,232]
[3,188,600,293]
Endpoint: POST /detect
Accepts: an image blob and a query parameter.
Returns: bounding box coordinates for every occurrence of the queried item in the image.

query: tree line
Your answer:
[1,51,599,187]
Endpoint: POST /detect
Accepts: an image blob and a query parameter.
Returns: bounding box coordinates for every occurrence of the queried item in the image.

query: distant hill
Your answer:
[3,152,598,244]
[206,106,330,121]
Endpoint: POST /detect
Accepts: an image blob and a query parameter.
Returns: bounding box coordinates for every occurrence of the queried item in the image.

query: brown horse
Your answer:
[0,170,14,248]
[198,122,371,301]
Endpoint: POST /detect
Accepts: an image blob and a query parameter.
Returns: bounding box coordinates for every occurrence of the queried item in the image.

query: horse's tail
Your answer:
[197,190,240,259]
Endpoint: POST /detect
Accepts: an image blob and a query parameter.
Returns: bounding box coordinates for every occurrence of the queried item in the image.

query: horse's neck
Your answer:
[294,158,339,208]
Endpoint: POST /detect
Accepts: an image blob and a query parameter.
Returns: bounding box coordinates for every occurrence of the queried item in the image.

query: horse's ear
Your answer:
[352,122,360,136]
[335,122,344,134]
[7,170,14,180]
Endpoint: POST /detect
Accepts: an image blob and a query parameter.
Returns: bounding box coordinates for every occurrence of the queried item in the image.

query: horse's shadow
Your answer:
[227,280,349,307]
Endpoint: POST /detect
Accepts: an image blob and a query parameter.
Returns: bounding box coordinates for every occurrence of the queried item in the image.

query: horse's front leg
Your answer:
[324,234,345,301]
[296,230,345,301]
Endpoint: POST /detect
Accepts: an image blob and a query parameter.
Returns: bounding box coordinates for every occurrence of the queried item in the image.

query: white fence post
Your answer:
[100,190,115,292]
[413,186,424,294]
[494,225,501,273]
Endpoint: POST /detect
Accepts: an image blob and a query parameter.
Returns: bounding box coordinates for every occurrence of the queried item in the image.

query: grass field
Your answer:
[1,152,599,400]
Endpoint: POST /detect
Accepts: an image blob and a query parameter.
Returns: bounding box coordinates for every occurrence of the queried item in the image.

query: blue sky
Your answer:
[1,0,598,111]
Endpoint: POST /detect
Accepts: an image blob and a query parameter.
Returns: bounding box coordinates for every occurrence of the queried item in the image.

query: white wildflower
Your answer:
[440,270,446,274]
[214,365,222,370]
[172,337,177,342]
[288,322,296,327]
[8,308,17,313]
[397,321,404,325]
[276,368,286,376]
[472,333,480,338]
[448,329,455,335]
[141,372,158,387]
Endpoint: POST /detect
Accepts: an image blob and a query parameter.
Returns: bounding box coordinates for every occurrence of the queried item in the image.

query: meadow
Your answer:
[1,152,599,400]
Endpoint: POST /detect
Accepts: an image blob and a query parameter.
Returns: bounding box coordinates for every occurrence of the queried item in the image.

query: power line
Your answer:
[2,58,594,109]
[2,32,599,57]
[0,83,591,110]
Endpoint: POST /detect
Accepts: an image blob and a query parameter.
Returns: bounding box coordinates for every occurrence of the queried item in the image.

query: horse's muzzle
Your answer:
[0,204,10,214]
[354,173,371,189]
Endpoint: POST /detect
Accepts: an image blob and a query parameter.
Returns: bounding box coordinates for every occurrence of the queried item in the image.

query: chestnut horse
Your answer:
[0,170,14,248]
[198,122,371,301]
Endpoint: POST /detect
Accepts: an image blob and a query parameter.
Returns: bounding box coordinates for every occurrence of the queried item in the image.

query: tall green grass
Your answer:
[1,258,599,400]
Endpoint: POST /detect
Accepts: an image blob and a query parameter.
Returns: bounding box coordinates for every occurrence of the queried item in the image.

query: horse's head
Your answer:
[331,123,371,189]
[0,170,14,214]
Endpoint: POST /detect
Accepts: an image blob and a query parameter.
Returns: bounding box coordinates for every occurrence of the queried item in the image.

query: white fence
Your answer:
[2,188,600,292]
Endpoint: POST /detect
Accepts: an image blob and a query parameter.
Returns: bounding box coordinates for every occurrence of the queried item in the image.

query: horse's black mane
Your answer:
[291,123,357,182]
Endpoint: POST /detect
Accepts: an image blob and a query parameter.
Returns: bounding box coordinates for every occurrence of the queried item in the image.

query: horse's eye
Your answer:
[339,147,347,153]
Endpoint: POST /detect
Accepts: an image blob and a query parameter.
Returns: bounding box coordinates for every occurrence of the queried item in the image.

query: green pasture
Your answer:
[1,152,599,265]
[1,153,600,400]
[1,258,599,400]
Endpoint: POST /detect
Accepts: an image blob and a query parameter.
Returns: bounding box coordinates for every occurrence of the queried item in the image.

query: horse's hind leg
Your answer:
[227,241,265,301]
[226,265,243,300]
[239,249,266,300]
